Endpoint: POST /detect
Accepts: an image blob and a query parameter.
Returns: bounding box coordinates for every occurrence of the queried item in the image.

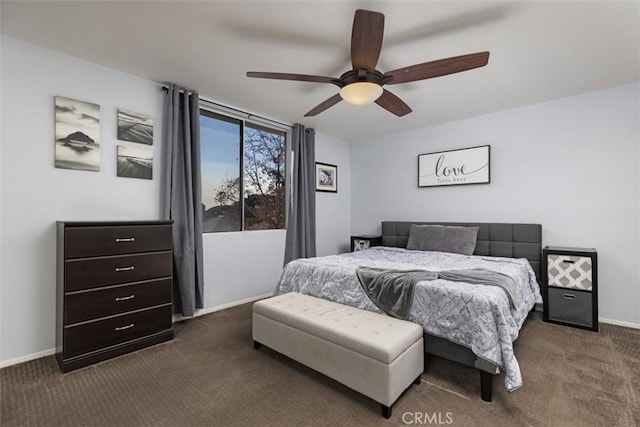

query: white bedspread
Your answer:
[274,247,542,392]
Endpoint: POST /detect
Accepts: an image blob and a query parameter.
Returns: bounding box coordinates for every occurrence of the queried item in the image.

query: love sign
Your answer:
[418,145,490,187]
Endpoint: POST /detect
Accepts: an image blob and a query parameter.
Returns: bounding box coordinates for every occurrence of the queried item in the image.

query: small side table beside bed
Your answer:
[543,246,598,332]
[350,235,382,252]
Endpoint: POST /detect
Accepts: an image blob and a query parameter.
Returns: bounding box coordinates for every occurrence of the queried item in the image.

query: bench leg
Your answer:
[253,340,261,350]
[414,375,422,385]
[381,404,392,419]
[480,371,492,402]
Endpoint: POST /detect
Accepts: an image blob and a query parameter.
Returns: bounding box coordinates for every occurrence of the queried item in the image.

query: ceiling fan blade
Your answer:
[351,9,385,72]
[375,89,412,117]
[383,51,490,85]
[304,93,343,117]
[247,72,340,86]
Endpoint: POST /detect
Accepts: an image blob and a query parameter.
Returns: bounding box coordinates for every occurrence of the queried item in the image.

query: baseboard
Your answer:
[1,293,273,370]
[7,296,633,370]
[0,348,56,369]
[599,317,640,330]
[535,303,639,329]
[172,293,273,323]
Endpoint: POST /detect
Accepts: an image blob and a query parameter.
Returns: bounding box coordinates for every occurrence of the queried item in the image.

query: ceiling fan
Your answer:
[246,9,490,117]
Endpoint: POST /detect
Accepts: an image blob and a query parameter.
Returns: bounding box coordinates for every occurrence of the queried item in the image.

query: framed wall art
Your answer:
[418,145,490,187]
[54,96,100,171]
[315,162,337,193]
[117,109,153,145]
[117,145,153,180]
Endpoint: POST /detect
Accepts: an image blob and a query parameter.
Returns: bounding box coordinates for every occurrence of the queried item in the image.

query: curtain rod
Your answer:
[161,85,292,129]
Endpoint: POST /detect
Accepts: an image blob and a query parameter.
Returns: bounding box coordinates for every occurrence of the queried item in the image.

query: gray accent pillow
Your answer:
[406,224,479,255]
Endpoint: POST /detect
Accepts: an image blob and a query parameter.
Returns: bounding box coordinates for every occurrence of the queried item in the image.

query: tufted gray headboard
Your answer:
[381,221,542,283]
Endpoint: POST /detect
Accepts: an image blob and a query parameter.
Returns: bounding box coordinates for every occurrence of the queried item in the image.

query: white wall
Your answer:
[316,133,351,256]
[0,37,165,362]
[201,230,286,306]
[0,36,4,363]
[351,83,640,325]
[0,37,353,364]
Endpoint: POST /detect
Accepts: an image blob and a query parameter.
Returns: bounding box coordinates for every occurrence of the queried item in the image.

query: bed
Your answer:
[274,221,543,401]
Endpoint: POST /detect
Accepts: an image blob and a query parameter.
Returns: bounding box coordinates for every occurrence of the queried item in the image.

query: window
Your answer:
[200,109,288,233]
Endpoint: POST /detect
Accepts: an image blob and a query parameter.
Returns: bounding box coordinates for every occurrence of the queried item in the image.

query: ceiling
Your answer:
[1,1,639,143]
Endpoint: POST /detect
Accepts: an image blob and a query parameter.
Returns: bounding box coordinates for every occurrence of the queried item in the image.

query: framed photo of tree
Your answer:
[315,162,337,193]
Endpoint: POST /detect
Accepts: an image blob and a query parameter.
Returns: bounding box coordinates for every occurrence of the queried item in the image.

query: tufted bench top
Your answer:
[253,292,423,364]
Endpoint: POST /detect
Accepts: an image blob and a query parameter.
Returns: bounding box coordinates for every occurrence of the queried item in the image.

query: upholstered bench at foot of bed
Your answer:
[252,292,424,419]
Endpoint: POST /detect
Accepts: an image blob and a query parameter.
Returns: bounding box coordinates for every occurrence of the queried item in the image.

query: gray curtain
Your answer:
[284,124,316,264]
[162,83,204,317]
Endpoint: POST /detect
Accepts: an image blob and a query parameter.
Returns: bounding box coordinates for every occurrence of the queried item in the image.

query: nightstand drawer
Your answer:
[65,251,173,291]
[65,225,172,258]
[547,287,593,329]
[547,254,593,291]
[64,304,172,358]
[65,278,172,324]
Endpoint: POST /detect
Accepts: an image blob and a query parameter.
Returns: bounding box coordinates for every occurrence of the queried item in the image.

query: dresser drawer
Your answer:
[65,251,172,292]
[547,287,593,329]
[65,278,172,324]
[64,304,172,358]
[65,224,172,259]
[547,254,593,291]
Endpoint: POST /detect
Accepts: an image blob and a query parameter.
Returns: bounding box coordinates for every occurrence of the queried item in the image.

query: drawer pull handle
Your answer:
[115,323,134,331]
[115,266,135,272]
[115,238,135,243]
[561,260,575,264]
[115,295,135,302]
[563,294,576,299]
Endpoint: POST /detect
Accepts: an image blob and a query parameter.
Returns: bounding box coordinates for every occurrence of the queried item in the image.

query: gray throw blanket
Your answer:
[356,267,518,319]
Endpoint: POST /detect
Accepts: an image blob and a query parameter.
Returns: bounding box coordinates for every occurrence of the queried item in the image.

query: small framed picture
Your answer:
[117,145,153,180]
[315,162,337,193]
[117,109,153,145]
[54,96,101,172]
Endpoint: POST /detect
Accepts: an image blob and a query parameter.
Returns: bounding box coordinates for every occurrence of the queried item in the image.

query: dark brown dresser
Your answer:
[56,221,174,372]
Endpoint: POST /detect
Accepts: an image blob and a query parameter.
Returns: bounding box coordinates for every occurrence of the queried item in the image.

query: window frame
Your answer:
[199,101,291,233]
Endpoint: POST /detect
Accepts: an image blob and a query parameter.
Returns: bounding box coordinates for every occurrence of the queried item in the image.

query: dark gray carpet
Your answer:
[1,303,638,426]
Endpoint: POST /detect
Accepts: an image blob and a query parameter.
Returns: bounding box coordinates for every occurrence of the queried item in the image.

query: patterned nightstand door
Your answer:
[543,246,598,331]
[350,235,382,252]
[547,254,593,290]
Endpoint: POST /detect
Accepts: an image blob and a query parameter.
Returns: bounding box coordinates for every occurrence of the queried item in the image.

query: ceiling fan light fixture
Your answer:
[247,9,489,117]
[339,82,383,105]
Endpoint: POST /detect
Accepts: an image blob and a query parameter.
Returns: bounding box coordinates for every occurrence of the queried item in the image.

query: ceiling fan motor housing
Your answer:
[338,69,384,87]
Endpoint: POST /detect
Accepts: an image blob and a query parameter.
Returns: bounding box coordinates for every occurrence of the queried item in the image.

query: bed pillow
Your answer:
[406,224,479,255]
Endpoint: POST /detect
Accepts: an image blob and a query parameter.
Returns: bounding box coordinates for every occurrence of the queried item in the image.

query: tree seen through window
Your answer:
[200,110,287,233]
